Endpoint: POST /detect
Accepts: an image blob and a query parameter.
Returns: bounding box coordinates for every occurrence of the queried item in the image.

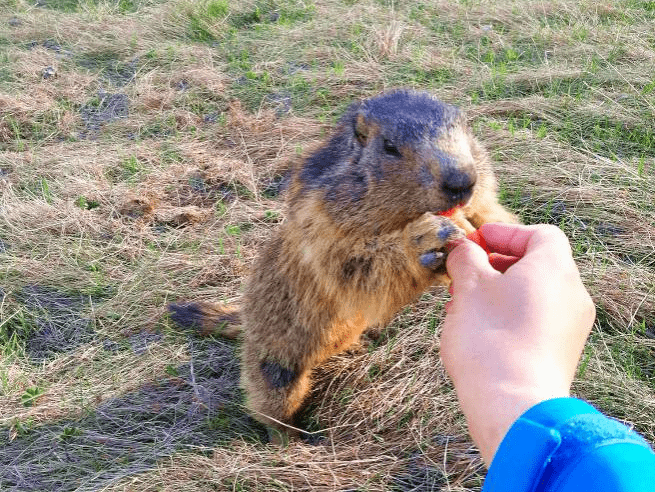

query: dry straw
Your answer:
[1,0,654,490]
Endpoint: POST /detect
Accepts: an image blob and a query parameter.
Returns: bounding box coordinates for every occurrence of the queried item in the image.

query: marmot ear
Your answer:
[354,113,369,146]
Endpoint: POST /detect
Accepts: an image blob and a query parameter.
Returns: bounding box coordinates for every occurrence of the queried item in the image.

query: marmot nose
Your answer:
[442,171,476,202]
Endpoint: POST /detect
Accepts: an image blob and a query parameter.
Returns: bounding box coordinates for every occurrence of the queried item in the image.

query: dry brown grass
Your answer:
[1,0,654,490]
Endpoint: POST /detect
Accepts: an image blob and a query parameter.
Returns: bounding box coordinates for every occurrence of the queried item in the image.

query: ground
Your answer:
[0,0,654,491]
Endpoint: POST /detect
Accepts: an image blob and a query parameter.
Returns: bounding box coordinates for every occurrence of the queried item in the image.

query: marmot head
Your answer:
[296,90,481,234]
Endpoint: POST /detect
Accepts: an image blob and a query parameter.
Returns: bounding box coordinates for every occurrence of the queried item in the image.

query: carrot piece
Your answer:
[488,253,519,273]
[465,230,520,272]
[438,212,517,272]
[439,208,457,218]
[466,229,490,254]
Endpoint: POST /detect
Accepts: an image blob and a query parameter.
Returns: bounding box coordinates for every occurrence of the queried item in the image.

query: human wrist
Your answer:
[465,384,570,465]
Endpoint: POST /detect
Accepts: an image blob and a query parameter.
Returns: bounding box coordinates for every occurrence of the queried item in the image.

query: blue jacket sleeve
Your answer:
[482,397,655,492]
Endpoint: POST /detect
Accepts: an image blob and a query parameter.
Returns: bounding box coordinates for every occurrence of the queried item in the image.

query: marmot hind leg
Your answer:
[240,342,312,443]
[167,302,242,338]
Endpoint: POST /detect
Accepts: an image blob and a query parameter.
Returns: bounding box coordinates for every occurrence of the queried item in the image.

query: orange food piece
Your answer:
[439,208,458,218]
[465,230,520,273]
[466,229,490,254]
[437,211,518,272]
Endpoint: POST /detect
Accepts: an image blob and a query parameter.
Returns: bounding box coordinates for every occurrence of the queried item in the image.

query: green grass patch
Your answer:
[15,177,56,202]
[610,336,655,386]
[385,64,455,89]
[106,155,147,183]
[136,115,177,139]
[263,210,281,222]
[182,90,227,119]
[227,68,349,118]
[35,0,159,14]
[0,110,64,151]
[409,6,466,39]
[466,36,552,69]
[0,66,16,88]
[21,386,45,407]
[0,311,29,359]
[35,0,79,12]
[187,2,227,42]
[230,0,316,29]
[159,145,185,165]
[631,0,655,12]
[551,113,655,158]
[74,196,101,210]
[471,73,598,101]
[487,109,655,159]
[186,0,315,43]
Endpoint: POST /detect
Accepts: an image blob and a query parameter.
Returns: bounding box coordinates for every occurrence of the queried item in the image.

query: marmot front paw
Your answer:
[405,212,465,271]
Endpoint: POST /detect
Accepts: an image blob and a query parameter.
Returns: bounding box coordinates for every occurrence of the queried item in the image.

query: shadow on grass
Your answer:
[18,285,97,363]
[79,90,129,139]
[11,285,166,363]
[391,460,446,492]
[0,339,267,492]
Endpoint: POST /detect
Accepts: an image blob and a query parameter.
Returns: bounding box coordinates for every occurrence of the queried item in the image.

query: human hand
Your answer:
[441,223,596,465]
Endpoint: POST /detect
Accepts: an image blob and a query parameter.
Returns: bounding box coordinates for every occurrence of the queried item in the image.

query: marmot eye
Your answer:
[383,139,401,157]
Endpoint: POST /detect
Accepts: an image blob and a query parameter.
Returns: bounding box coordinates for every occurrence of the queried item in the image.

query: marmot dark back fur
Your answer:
[169,90,518,441]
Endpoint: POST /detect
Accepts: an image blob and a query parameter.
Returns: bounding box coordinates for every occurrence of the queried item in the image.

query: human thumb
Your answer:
[446,238,497,289]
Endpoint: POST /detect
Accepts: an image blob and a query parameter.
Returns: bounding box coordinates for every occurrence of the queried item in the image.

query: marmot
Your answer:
[169,90,517,441]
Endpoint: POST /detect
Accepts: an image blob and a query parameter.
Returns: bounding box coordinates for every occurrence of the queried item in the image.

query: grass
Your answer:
[1,0,654,490]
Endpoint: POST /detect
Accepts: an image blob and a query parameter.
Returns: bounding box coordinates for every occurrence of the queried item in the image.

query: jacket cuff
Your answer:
[482,397,600,492]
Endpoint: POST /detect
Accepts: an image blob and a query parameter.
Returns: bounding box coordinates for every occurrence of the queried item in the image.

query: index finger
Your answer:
[478,223,571,258]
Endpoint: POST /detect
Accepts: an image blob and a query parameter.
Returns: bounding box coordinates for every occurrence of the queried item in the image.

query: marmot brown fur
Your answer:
[169,90,518,441]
